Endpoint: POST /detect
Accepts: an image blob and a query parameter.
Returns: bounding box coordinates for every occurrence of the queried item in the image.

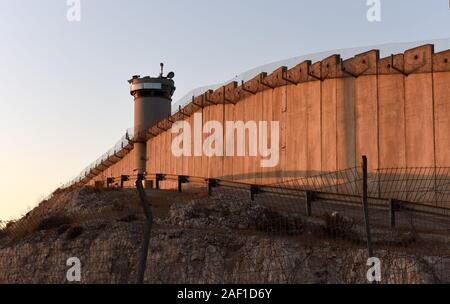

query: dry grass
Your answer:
[2,218,37,244]
[66,226,84,240]
[1,186,144,246]
[0,214,70,245]
[0,228,7,240]
[323,212,357,241]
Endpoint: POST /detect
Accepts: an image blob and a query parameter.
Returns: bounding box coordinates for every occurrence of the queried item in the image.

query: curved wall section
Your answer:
[146,45,450,186]
[86,44,450,190]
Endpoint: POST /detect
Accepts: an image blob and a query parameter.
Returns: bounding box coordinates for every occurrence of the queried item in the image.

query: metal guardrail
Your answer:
[129,172,450,229]
[54,159,450,229]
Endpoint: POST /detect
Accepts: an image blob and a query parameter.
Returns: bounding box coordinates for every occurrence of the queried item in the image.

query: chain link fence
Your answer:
[1,166,450,284]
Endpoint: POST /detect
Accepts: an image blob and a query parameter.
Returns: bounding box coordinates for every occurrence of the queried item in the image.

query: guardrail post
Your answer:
[147,180,154,189]
[361,156,375,262]
[135,173,153,284]
[120,175,130,188]
[155,174,165,190]
[389,199,398,228]
[178,176,189,193]
[208,178,218,196]
[178,176,183,192]
[305,190,315,216]
[106,177,114,188]
[94,181,104,189]
[250,185,260,201]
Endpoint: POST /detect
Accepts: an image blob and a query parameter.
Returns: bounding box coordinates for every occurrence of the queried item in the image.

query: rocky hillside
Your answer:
[0,186,447,284]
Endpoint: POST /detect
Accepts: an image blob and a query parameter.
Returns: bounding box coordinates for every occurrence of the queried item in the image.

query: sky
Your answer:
[0,0,449,221]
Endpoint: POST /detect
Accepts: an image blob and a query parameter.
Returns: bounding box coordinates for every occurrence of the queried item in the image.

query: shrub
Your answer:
[256,209,303,235]
[57,224,71,235]
[119,214,138,223]
[324,212,357,241]
[36,215,73,232]
[66,226,84,240]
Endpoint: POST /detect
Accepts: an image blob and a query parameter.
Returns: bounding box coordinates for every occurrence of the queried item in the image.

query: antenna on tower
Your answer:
[160,63,164,77]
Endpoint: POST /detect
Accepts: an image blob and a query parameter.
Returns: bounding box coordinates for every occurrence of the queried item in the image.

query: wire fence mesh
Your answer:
[272,167,450,208]
[1,167,450,284]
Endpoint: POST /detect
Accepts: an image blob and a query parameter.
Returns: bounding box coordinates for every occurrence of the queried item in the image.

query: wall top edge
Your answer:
[141,44,450,142]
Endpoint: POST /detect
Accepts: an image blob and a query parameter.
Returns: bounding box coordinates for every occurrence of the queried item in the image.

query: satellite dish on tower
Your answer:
[167,71,175,79]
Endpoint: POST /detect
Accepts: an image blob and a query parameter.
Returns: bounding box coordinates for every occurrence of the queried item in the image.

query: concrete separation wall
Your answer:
[86,44,450,191]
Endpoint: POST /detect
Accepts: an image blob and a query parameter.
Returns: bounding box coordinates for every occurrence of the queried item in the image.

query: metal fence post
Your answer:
[120,175,130,188]
[106,177,114,188]
[178,176,183,192]
[135,173,153,284]
[147,180,154,189]
[155,174,165,190]
[250,185,260,201]
[361,156,374,259]
[389,199,398,228]
[208,178,218,196]
[305,190,314,216]
[177,176,189,193]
